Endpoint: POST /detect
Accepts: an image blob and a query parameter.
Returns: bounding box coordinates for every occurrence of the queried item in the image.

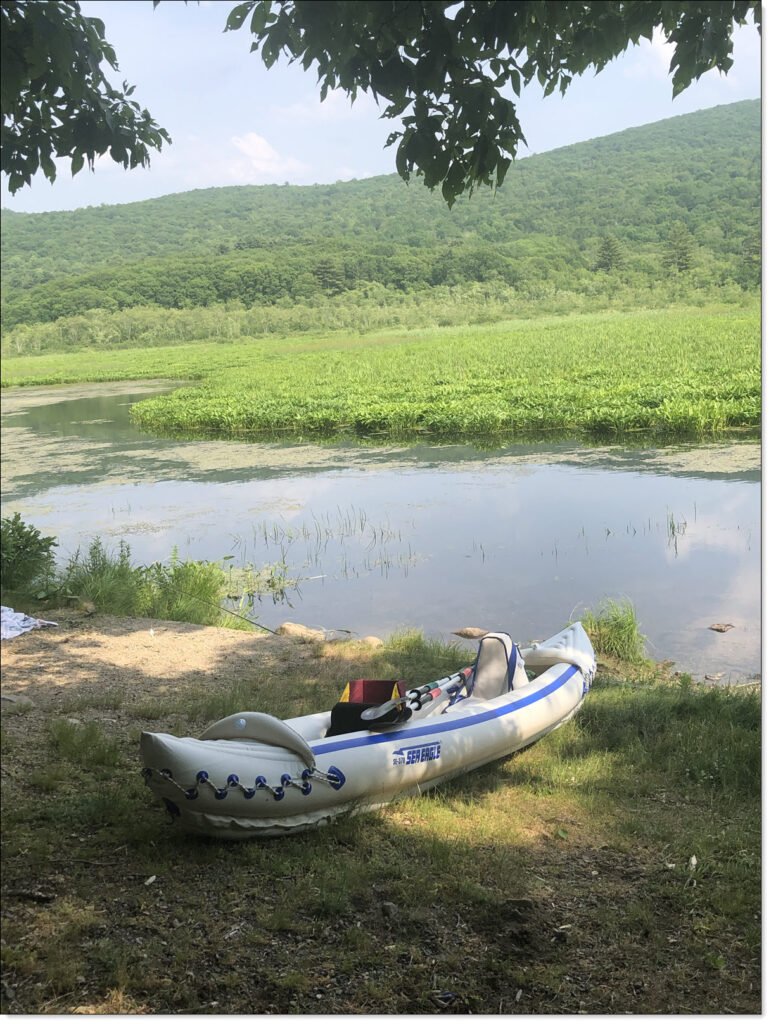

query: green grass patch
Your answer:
[60,538,232,624]
[47,720,122,768]
[1,306,760,442]
[136,554,230,624]
[61,539,142,616]
[580,598,648,663]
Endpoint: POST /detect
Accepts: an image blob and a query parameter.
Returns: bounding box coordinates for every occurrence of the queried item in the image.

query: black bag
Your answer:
[327,678,408,737]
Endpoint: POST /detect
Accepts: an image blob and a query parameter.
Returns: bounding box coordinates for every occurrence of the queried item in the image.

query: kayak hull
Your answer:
[140,623,595,839]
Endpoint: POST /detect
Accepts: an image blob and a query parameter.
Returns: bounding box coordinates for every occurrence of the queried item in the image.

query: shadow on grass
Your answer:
[0,621,761,1015]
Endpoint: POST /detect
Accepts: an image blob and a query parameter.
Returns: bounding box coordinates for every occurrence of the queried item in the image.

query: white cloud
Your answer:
[228,132,308,180]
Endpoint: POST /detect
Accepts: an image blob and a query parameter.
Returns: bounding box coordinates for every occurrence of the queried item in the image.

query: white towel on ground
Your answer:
[0,606,57,641]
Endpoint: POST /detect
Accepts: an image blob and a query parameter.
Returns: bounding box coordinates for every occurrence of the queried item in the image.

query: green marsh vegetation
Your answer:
[1,306,761,441]
[126,308,760,441]
[0,630,760,1014]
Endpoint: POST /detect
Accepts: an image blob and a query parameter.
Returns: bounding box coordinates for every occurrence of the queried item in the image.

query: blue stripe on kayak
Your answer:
[310,664,579,757]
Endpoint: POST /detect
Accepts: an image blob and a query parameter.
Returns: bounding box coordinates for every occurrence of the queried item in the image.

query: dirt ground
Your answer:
[0,610,315,710]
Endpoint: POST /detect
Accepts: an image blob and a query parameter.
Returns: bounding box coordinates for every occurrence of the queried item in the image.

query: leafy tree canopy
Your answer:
[1,0,761,203]
[1,0,170,193]
[228,0,761,204]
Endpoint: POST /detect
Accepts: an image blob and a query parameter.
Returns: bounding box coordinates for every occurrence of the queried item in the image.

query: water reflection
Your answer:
[0,383,761,680]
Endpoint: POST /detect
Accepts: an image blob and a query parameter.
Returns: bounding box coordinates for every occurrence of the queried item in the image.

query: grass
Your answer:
[3,533,279,632]
[47,720,122,768]
[580,598,648,663]
[1,306,761,442]
[60,539,142,616]
[0,630,760,1015]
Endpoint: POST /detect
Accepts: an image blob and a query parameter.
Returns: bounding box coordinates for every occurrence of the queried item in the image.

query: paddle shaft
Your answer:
[406,666,473,707]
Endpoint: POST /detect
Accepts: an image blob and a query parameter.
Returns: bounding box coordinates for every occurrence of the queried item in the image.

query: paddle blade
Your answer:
[360,702,412,729]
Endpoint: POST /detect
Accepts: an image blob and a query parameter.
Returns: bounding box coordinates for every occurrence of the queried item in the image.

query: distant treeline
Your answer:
[1,231,760,333]
[1,280,756,358]
[0,99,759,340]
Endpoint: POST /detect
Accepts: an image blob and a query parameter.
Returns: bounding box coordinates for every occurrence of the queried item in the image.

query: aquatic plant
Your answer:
[106,309,764,442]
[59,538,276,629]
[2,307,759,444]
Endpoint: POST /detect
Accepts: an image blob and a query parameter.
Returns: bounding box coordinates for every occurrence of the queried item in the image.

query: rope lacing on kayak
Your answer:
[141,764,345,802]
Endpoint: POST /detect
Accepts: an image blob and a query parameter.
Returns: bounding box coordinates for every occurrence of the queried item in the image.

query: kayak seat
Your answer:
[469,633,528,700]
[327,678,408,738]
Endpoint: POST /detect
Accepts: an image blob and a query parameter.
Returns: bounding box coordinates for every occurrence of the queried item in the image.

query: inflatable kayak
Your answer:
[140,622,596,839]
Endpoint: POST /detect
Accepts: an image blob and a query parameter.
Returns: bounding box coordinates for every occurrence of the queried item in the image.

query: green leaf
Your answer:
[40,151,56,181]
[7,172,26,194]
[250,3,271,36]
[226,2,254,32]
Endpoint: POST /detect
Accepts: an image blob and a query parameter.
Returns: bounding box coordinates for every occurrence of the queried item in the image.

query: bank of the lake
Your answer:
[0,613,760,1015]
[0,379,761,681]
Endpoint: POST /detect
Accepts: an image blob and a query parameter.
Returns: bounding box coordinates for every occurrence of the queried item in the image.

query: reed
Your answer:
[44,535,284,629]
[61,539,143,616]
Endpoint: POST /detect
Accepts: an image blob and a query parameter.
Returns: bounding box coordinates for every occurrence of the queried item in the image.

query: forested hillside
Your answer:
[0,100,759,351]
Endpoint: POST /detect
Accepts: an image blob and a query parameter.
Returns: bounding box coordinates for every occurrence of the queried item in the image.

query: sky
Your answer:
[0,1,762,213]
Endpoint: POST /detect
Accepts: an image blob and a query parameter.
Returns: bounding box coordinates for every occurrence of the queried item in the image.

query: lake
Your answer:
[1,381,761,681]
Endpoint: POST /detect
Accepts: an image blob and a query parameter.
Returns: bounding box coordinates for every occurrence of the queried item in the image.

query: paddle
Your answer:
[361,666,473,728]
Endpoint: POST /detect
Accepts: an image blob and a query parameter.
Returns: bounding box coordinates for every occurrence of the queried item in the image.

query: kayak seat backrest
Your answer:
[327,679,408,738]
[469,633,528,700]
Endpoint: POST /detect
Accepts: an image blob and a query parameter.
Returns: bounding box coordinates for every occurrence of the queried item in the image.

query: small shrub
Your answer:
[0,512,57,595]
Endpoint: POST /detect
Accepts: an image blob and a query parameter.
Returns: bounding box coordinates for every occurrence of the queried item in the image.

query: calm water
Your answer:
[1,382,761,681]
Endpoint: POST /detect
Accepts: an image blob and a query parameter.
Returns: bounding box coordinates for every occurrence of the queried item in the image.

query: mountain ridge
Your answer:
[0,99,760,330]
